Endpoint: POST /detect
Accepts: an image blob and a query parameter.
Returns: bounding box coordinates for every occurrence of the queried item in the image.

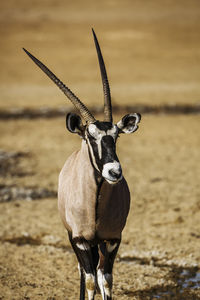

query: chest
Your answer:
[95,178,131,239]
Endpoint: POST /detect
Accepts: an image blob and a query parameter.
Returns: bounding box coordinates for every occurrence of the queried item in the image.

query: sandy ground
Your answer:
[0,0,200,299]
[0,115,200,299]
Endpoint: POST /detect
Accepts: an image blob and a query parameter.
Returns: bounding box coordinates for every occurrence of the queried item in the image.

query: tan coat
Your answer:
[58,140,130,241]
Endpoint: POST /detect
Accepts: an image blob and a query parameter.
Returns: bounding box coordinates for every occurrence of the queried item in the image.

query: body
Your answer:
[24,29,141,299]
[57,118,135,299]
[58,140,130,241]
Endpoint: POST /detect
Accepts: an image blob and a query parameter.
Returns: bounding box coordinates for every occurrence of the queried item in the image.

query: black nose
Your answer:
[109,169,122,179]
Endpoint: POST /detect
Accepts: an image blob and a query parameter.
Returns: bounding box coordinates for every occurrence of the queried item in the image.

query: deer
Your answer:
[23,29,141,300]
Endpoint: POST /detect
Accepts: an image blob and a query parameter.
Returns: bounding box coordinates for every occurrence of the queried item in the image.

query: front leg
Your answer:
[68,234,97,300]
[97,239,121,300]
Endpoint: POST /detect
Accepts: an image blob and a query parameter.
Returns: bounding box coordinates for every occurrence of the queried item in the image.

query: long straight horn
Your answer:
[23,48,96,123]
[92,29,112,123]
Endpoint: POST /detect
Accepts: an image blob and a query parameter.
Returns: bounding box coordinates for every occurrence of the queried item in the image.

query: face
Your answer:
[66,112,141,185]
[86,121,122,184]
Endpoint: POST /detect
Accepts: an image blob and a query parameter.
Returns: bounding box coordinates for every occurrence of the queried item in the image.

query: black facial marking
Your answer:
[86,121,120,174]
[94,121,113,131]
[101,135,115,150]
[87,139,102,171]
[101,136,118,164]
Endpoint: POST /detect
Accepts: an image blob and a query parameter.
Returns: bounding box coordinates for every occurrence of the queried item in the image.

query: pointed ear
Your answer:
[66,113,84,136]
[117,113,141,134]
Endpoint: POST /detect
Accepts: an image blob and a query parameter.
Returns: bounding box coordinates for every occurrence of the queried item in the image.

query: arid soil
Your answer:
[0,115,200,299]
[0,0,200,299]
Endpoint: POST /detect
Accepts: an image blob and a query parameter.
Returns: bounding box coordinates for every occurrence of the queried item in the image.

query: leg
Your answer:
[79,264,86,300]
[97,239,121,300]
[68,234,96,300]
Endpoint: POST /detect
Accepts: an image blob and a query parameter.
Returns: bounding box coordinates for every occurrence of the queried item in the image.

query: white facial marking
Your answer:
[88,123,118,139]
[87,124,122,174]
[107,125,118,139]
[76,242,90,251]
[88,124,102,139]
[87,125,104,161]
[106,242,117,253]
[96,138,102,159]
[87,138,100,171]
[88,123,96,135]
[102,161,122,183]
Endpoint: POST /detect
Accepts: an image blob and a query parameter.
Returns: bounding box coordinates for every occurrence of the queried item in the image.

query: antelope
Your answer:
[23,29,141,300]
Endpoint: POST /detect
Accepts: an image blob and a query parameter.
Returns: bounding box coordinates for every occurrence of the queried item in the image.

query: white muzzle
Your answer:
[102,161,122,184]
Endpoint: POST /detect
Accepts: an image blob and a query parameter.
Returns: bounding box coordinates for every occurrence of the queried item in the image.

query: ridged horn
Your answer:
[92,29,112,123]
[23,48,96,123]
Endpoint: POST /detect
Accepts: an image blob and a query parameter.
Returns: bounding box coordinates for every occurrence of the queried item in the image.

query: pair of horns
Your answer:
[23,29,112,123]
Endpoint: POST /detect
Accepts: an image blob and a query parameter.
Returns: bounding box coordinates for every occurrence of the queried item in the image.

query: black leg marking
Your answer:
[91,244,99,271]
[97,240,121,300]
[68,234,96,300]
[104,240,120,274]
[68,233,86,300]
[80,265,85,300]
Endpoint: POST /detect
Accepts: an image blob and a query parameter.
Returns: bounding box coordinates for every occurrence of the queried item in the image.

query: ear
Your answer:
[66,113,84,136]
[117,113,141,134]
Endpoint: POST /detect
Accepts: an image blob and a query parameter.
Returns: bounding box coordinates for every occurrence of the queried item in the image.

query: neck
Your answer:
[81,140,103,186]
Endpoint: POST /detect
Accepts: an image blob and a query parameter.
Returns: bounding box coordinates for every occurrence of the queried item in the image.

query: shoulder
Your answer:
[59,150,79,179]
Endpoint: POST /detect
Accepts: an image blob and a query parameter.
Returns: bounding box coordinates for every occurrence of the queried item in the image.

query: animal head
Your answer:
[66,113,140,184]
[23,29,141,184]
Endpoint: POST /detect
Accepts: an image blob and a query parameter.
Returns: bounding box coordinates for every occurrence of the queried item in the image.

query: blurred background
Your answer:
[0,1,200,299]
[1,0,200,110]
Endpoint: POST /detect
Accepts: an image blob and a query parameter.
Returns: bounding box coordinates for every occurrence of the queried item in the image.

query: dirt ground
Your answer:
[0,0,200,299]
[0,115,200,299]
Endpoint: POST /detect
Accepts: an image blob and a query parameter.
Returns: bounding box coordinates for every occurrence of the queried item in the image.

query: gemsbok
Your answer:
[24,29,141,300]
